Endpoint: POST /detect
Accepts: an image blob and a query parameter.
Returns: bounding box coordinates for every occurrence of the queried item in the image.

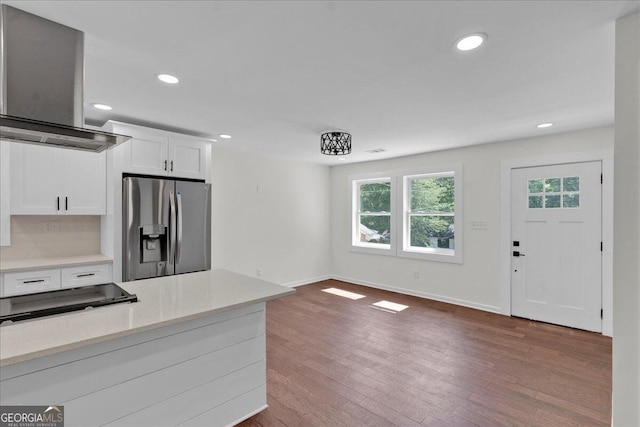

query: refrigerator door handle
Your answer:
[123,177,134,281]
[176,191,183,263]
[169,190,176,262]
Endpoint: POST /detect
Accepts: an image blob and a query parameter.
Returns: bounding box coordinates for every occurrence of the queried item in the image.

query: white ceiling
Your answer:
[6,1,639,165]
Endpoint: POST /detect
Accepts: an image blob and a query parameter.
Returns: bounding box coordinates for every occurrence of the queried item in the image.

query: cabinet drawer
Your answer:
[61,264,112,289]
[3,269,61,296]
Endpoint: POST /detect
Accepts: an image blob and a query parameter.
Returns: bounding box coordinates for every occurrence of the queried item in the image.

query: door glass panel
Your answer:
[528,179,544,193]
[545,178,561,192]
[563,193,580,208]
[528,195,543,208]
[563,176,580,192]
[545,195,561,208]
[529,176,581,209]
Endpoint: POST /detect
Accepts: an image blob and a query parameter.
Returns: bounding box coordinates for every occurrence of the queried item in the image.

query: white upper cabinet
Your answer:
[10,144,106,215]
[106,122,210,181]
[129,135,170,176]
[167,137,208,180]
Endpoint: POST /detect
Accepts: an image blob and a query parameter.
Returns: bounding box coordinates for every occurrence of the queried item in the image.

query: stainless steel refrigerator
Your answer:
[122,176,211,282]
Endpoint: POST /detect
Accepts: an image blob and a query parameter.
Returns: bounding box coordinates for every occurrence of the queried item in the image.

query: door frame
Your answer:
[500,150,614,336]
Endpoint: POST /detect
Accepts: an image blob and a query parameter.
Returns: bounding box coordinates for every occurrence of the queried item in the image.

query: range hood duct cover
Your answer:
[0,5,130,152]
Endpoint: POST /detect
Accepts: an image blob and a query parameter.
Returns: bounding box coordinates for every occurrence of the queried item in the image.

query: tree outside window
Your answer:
[406,174,455,252]
[356,180,391,247]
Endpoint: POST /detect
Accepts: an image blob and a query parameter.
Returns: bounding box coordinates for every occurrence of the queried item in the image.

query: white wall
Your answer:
[612,11,639,427]
[211,147,331,287]
[330,126,613,312]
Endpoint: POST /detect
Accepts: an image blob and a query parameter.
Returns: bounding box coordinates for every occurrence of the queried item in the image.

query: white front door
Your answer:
[511,161,602,332]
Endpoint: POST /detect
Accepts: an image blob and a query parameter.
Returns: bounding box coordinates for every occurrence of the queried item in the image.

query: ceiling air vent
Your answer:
[366,148,386,154]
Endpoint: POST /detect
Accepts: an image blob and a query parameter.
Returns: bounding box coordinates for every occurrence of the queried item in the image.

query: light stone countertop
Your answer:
[0,254,113,273]
[0,269,295,366]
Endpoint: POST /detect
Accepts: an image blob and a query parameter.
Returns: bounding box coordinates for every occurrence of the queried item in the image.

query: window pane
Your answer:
[545,178,561,192]
[359,215,390,244]
[545,195,561,208]
[563,176,580,192]
[410,176,454,212]
[359,182,391,212]
[409,216,454,249]
[563,193,580,208]
[529,195,543,208]
[528,179,544,194]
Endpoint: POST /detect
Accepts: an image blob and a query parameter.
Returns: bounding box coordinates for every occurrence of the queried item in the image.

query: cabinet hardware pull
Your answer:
[77,273,95,278]
[57,196,60,211]
[164,160,168,171]
[23,279,45,284]
[170,160,174,172]
[65,196,68,211]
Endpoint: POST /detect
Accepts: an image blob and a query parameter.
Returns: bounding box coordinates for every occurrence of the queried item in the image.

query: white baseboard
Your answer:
[280,275,333,288]
[330,275,502,314]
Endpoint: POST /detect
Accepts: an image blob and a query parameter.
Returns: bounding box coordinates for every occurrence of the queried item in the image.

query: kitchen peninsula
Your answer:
[0,269,294,426]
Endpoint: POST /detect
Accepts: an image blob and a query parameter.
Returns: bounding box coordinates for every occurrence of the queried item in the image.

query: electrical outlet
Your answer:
[413,270,419,279]
[43,221,59,233]
[256,268,262,277]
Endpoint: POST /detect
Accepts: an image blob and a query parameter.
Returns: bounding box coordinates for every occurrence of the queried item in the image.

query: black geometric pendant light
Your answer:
[321,131,351,155]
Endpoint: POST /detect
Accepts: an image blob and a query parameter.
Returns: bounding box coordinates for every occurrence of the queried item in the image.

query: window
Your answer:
[528,176,580,209]
[350,165,462,263]
[352,177,393,253]
[404,173,455,252]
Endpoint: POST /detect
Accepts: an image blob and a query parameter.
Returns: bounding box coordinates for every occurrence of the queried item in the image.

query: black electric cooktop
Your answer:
[0,283,138,324]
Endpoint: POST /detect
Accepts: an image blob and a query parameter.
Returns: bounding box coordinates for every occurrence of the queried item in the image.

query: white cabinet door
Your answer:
[11,144,106,215]
[11,144,63,214]
[168,138,208,180]
[128,137,170,176]
[61,150,106,214]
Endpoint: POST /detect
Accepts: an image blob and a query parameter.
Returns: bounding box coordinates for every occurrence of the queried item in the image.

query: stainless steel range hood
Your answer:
[0,5,130,152]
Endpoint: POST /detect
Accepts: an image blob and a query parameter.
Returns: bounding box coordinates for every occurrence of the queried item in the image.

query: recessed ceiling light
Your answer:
[338,157,346,161]
[207,139,218,143]
[157,74,179,84]
[536,122,554,128]
[92,103,112,111]
[455,33,486,51]
[219,134,232,139]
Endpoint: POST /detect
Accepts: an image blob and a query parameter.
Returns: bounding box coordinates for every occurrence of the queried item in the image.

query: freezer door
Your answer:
[174,180,211,274]
[122,177,174,281]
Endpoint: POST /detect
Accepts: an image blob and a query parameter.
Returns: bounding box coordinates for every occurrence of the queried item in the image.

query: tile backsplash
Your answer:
[0,216,101,260]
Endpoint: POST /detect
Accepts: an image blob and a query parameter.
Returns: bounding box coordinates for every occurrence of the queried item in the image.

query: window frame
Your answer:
[349,164,463,263]
[350,173,397,256]
[398,165,463,263]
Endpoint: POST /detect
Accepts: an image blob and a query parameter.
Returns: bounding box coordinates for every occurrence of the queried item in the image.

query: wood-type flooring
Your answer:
[238,280,612,426]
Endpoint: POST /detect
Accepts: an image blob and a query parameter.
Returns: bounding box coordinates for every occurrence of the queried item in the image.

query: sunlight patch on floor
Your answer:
[321,287,367,300]
[372,300,409,312]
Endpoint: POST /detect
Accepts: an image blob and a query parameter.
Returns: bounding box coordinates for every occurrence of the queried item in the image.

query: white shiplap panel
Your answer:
[1,310,264,405]
[105,360,266,427]
[181,385,267,427]
[63,336,265,426]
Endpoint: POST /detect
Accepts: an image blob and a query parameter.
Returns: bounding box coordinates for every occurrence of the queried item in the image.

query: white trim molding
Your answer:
[500,150,614,336]
[280,275,333,288]
[331,275,501,314]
